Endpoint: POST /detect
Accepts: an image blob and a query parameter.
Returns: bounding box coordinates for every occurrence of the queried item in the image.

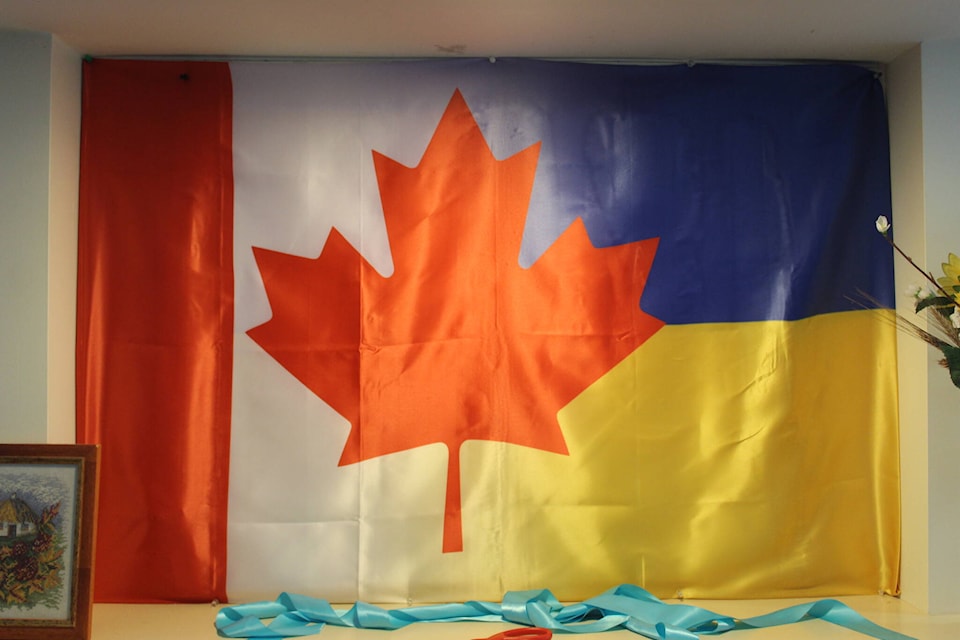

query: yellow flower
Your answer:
[938,253,960,301]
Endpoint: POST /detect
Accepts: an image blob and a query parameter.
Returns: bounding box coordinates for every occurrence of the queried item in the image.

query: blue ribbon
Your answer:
[214,584,915,640]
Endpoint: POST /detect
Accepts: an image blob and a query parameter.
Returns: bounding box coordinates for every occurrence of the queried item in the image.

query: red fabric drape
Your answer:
[76,59,233,602]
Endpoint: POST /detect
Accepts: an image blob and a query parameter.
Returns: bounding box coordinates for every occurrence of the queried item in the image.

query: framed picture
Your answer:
[0,444,99,640]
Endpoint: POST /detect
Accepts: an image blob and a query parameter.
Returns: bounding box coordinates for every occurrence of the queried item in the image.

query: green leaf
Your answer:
[941,344,960,389]
[916,296,954,313]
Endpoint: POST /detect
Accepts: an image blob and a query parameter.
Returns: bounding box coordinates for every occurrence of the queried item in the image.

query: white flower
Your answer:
[951,309,960,330]
[875,215,891,235]
[905,284,923,298]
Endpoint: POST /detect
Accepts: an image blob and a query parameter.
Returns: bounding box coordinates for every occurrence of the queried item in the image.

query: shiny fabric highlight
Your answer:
[76,59,234,602]
[76,58,899,604]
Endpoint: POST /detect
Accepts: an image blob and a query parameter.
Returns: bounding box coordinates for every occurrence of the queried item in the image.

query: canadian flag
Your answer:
[77,59,901,605]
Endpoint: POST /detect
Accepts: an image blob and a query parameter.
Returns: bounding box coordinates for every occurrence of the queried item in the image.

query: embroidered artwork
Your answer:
[0,462,79,623]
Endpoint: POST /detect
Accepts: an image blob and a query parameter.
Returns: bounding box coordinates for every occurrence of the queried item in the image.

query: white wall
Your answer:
[0,30,80,443]
[0,30,53,443]
[918,37,960,615]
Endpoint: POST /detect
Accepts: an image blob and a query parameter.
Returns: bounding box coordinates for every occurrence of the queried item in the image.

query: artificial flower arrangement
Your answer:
[875,215,960,388]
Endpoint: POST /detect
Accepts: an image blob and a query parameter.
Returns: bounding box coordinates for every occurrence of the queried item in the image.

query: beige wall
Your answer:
[886,44,930,612]
[47,35,82,444]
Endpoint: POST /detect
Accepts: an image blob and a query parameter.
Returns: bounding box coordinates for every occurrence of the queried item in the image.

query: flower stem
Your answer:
[884,234,960,309]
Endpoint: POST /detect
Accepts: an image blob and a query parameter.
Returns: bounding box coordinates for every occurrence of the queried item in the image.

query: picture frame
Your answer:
[0,444,99,640]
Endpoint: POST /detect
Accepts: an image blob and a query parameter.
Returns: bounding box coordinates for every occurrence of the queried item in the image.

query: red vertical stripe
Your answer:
[77,60,233,603]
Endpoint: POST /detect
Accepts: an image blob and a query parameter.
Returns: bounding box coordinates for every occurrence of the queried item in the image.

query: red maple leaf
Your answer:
[247,90,664,553]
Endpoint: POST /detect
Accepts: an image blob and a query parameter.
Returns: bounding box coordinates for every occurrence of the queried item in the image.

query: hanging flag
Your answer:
[77,58,900,605]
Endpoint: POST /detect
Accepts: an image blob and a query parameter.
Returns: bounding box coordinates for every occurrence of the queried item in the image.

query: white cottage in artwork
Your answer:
[0,493,38,539]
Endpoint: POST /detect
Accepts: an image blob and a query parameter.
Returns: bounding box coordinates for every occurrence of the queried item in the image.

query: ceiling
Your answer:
[2,0,960,63]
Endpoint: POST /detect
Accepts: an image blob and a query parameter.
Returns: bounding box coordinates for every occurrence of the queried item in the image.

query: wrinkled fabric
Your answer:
[77,58,898,604]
